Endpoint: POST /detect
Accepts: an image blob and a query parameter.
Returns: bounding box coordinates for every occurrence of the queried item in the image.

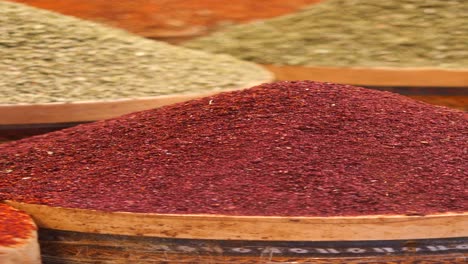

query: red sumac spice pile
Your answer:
[0,203,36,246]
[0,81,466,216]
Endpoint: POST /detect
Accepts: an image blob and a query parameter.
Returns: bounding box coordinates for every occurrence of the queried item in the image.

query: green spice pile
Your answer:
[0,1,271,104]
[184,0,468,68]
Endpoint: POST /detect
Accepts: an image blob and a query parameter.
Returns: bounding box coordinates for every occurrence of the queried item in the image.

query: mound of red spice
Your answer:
[0,203,36,246]
[0,81,466,216]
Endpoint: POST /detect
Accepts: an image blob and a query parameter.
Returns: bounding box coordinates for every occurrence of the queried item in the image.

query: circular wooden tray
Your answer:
[0,74,273,141]
[5,201,467,263]
[0,93,225,142]
[0,93,217,125]
[263,65,468,87]
[0,79,273,126]
[6,201,467,241]
[263,65,468,112]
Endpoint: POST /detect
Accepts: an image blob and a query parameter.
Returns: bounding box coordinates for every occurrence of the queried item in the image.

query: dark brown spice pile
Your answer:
[0,203,36,246]
[0,81,466,216]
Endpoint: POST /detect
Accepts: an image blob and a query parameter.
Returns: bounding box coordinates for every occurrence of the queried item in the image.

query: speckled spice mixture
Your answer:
[0,81,467,216]
[0,203,36,246]
[184,0,468,68]
[0,1,271,104]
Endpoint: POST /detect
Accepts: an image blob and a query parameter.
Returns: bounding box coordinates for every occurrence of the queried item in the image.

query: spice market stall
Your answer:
[1,81,466,263]
[184,0,468,111]
[0,1,272,140]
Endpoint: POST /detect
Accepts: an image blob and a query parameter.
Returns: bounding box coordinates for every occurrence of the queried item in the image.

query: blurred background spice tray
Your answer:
[10,0,322,44]
[0,79,272,141]
[0,94,220,141]
[5,201,467,264]
[263,65,468,111]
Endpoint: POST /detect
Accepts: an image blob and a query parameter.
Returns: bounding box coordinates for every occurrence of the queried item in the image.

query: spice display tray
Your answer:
[0,94,209,141]
[6,201,467,263]
[263,65,468,111]
[0,93,213,125]
[263,65,468,87]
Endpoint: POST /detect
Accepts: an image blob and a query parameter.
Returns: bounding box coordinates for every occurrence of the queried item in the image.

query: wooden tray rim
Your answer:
[0,77,272,125]
[6,201,467,241]
[265,64,468,72]
[263,64,468,87]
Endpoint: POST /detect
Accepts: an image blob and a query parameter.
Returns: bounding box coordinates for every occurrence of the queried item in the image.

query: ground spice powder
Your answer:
[0,81,466,216]
[10,0,321,38]
[0,203,36,246]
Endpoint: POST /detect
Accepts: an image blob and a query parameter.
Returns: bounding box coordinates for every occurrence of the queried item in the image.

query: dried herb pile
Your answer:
[184,0,468,68]
[1,81,466,216]
[0,203,36,246]
[0,1,271,104]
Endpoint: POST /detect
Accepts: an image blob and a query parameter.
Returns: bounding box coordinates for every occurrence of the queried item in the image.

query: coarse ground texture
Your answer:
[10,0,321,37]
[184,0,468,68]
[0,1,270,104]
[0,203,36,246]
[0,81,467,216]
